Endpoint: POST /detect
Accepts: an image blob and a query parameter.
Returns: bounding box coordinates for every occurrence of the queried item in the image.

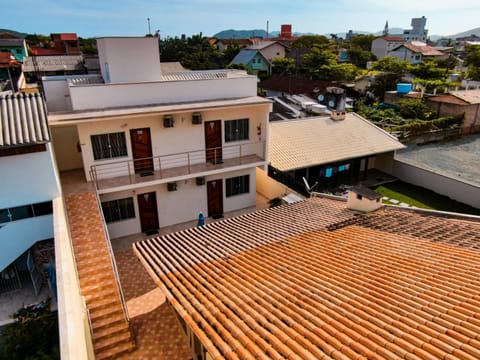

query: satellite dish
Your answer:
[328,100,335,108]
[302,177,319,195]
[318,94,324,102]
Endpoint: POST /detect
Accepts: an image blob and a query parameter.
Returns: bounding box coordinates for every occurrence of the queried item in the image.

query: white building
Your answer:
[371,36,405,60]
[0,93,59,300]
[43,36,272,240]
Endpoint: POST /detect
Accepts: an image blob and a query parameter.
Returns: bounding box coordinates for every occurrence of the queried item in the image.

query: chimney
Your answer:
[327,87,346,121]
[346,186,383,213]
[280,24,292,39]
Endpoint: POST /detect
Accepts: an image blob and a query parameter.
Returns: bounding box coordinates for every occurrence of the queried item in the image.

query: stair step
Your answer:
[75,255,112,268]
[77,262,112,277]
[74,248,110,261]
[95,339,135,360]
[93,321,130,341]
[87,294,122,312]
[94,330,133,353]
[91,310,126,330]
[84,286,118,303]
[90,303,124,322]
[79,271,116,288]
[81,277,118,294]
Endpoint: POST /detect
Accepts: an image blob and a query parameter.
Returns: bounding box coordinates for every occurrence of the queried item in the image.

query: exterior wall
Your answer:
[256,168,297,200]
[96,37,162,83]
[425,100,480,134]
[0,43,27,62]
[248,54,270,72]
[68,76,257,111]
[0,215,53,271]
[42,77,72,112]
[372,152,397,174]
[392,159,480,208]
[371,38,387,59]
[51,126,83,171]
[389,48,421,64]
[76,104,270,182]
[101,167,256,238]
[0,145,59,207]
[260,44,285,62]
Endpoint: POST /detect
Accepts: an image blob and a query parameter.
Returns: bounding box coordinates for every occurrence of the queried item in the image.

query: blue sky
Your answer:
[3,0,480,38]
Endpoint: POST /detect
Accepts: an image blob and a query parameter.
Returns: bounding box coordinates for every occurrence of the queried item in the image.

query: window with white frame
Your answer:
[101,198,135,223]
[226,175,250,197]
[225,118,249,142]
[91,132,127,160]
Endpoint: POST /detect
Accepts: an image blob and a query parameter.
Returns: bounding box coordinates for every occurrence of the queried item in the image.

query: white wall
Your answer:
[0,146,59,208]
[68,77,257,111]
[77,104,270,182]
[393,160,480,209]
[0,215,53,271]
[42,78,71,112]
[100,168,256,238]
[51,126,83,171]
[97,37,162,83]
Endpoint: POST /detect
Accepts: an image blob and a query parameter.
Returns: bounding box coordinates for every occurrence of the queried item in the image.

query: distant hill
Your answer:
[0,28,27,38]
[214,29,269,39]
[446,27,480,39]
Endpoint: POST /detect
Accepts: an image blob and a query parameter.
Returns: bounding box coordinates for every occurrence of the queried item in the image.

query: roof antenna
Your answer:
[302,177,319,196]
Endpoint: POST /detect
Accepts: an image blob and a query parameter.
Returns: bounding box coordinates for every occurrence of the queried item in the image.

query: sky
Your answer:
[2,0,480,39]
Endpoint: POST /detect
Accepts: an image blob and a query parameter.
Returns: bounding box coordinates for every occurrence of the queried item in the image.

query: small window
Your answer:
[357,194,363,200]
[9,205,34,221]
[225,118,249,142]
[91,132,127,160]
[101,198,135,223]
[226,175,250,197]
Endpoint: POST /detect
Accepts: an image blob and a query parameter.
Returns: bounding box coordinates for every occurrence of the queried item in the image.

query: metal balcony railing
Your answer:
[90,141,265,190]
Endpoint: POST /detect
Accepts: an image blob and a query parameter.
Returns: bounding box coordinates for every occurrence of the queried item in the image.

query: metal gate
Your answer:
[27,250,43,296]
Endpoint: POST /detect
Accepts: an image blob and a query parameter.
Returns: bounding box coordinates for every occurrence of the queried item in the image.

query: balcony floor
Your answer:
[94,154,263,192]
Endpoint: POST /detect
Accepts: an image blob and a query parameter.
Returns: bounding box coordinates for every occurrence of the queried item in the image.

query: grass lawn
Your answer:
[374,181,480,216]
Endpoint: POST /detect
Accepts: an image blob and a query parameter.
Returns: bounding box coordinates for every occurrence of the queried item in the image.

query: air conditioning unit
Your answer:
[192,112,202,125]
[163,115,174,128]
[167,182,177,191]
[196,177,205,185]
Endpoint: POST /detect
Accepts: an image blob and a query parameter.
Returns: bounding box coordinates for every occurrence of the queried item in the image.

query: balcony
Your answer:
[89,141,266,192]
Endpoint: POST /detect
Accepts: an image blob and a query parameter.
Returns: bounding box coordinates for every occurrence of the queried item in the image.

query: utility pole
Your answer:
[266,20,269,40]
[147,18,151,35]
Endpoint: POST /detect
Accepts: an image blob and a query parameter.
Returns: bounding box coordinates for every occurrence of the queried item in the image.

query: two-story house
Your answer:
[43,36,272,240]
[0,93,59,309]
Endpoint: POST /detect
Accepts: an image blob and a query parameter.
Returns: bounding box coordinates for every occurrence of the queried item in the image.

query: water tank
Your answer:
[397,83,412,94]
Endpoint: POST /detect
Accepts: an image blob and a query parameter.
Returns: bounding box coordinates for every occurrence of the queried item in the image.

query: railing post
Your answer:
[187,153,191,174]
[128,162,132,184]
[239,144,242,164]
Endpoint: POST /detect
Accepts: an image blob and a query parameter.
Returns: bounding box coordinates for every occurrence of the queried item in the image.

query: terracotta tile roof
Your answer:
[395,43,444,56]
[0,51,20,68]
[426,95,470,106]
[269,113,405,171]
[0,93,50,148]
[134,197,480,359]
[449,90,480,105]
[381,36,405,42]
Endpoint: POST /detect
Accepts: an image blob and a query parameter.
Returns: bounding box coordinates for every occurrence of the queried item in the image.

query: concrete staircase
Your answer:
[65,193,135,360]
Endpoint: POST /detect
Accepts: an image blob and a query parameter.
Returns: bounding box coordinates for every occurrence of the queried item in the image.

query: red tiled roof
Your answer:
[53,33,78,41]
[426,95,470,106]
[382,36,405,42]
[134,197,480,359]
[0,51,20,67]
[398,43,444,56]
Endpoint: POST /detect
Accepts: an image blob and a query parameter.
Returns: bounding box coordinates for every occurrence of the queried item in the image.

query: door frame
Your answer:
[130,127,154,174]
[207,178,223,218]
[137,191,159,233]
[204,120,222,164]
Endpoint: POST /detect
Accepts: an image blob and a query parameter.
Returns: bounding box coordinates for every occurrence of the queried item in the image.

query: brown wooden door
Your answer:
[137,191,159,233]
[207,179,223,217]
[130,128,153,173]
[204,120,222,164]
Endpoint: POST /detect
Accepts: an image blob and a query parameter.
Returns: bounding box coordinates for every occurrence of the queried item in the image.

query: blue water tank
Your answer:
[397,83,412,94]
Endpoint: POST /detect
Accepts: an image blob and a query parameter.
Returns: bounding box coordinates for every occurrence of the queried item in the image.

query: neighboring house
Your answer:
[30,33,81,56]
[0,51,21,91]
[371,36,405,60]
[230,49,271,75]
[425,89,480,134]
[215,38,258,52]
[43,36,271,240]
[0,93,59,306]
[22,55,86,82]
[134,189,480,360]
[248,40,287,63]
[269,112,405,191]
[389,42,445,65]
[0,37,29,62]
[259,74,333,98]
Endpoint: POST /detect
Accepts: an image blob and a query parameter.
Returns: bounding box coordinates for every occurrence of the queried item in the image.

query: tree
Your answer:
[292,35,331,50]
[370,56,410,74]
[434,55,459,70]
[409,59,447,80]
[347,47,374,68]
[369,57,410,101]
[350,34,376,52]
[464,45,480,80]
[397,98,435,120]
[272,57,295,75]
